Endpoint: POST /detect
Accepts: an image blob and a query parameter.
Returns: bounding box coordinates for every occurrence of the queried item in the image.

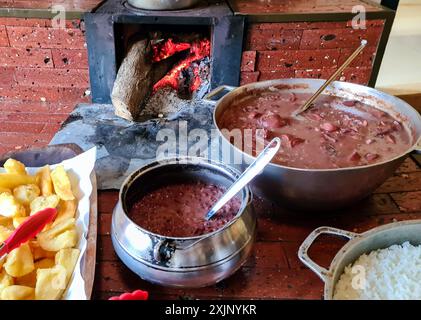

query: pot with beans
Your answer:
[207,79,421,210]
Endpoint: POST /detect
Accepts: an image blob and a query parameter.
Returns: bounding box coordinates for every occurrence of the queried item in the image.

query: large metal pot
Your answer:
[127,0,200,10]
[298,220,421,299]
[111,157,256,288]
[206,79,421,210]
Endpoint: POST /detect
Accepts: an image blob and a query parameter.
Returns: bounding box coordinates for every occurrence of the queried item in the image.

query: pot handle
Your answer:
[298,226,359,282]
[203,85,237,105]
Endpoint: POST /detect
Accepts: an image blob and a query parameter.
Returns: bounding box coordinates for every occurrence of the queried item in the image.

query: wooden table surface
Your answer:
[91,94,421,300]
[92,156,421,300]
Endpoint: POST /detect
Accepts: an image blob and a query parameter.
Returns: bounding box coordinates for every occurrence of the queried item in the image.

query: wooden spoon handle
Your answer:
[295,39,368,116]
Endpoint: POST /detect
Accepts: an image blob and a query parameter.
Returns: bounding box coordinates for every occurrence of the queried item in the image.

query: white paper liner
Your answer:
[1,147,97,300]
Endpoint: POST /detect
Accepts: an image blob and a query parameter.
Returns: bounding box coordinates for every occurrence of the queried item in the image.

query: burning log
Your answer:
[111,39,153,121]
[111,37,210,121]
[152,39,210,94]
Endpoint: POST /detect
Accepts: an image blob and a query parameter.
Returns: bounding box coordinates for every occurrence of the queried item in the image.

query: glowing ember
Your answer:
[153,38,211,94]
[190,65,201,92]
[152,38,191,62]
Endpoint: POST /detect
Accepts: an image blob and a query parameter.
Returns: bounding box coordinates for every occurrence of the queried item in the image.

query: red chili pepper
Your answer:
[109,290,149,300]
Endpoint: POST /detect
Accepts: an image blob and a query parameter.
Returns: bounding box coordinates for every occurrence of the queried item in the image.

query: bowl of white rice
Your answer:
[298,220,421,300]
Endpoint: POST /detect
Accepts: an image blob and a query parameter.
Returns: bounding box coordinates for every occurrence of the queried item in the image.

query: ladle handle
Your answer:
[295,39,368,116]
[205,138,281,221]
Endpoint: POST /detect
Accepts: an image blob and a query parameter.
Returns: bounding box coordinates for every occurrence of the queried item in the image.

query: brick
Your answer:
[341,193,400,216]
[52,49,88,69]
[248,23,303,31]
[240,71,260,85]
[6,26,86,49]
[0,67,15,87]
[0,85,90,102]
[2,98,78,114]
[396,158,419,173]
[15,68,89,88]
[300,27,383,50]
[295,68,336,80]
[298,66,373,85]
[375,172,421,193]
[96,261,223,298]
[0,132,52,146]
[4,112,69,123]
[0,145,14,156]
[0,100,50,113]
[346,19,385,28]
[338,67,372,85]
[306,21,349,29]
[257,49,338,71]
[260,70,294,80]
[97,235,119,262]
[295,49,339,69]
[50,103,76,113]
[256,50,295,71]
[283,242,345,270]
[40,123,62,134]
[249,21,348,31]
[339,46,377,67]
[0,17,82,29]
[221,267,323,299]
[0,47,53,68]
[0,18,50,27]
[0,26,9,46]
[244,242,289,269]
[95,260,322,299]
[246,28,302,50]
[256,205,418,242]
[240,51,256,72]
[98,213,111,236]
[391,191,421,213]
[98,191,119,214]
[0,121,44,133]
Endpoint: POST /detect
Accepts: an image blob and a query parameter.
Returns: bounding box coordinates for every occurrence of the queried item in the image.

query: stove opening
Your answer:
[112,24,211,121]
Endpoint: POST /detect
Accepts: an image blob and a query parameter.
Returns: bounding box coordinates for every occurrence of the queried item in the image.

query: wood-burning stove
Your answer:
[84,0,244,104]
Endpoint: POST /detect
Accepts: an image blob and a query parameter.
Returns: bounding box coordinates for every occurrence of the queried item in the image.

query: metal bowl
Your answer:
[111,157,256,288]
[127,0,200,10]
[298,220,421,299]
[206,79,421,210]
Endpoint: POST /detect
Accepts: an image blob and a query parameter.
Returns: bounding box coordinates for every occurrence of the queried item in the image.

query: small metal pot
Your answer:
[205,79,421,210]
[298,220,421,299]
[111,157,256,288]
[127,0,200,10]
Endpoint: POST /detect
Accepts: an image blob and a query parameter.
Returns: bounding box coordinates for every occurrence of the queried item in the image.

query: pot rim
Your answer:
[213,78,421,173]
[118,156,253,241]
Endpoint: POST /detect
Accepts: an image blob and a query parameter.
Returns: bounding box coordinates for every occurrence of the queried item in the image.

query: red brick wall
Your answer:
[240,20,385,85]
[0,17,90,155]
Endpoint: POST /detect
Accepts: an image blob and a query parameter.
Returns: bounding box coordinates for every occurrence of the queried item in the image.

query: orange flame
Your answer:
[153,38,210,94]
[152,38,191,62]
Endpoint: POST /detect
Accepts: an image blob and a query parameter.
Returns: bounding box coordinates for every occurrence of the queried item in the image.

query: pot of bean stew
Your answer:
[111,157,256,287]
[206,79,421,210]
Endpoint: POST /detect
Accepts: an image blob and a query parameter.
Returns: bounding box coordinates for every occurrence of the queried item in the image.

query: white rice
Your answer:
[333,242,421,300]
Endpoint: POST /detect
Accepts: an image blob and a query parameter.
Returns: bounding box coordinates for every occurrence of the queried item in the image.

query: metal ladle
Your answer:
[205,137,281,220]
[293,39,368,117]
